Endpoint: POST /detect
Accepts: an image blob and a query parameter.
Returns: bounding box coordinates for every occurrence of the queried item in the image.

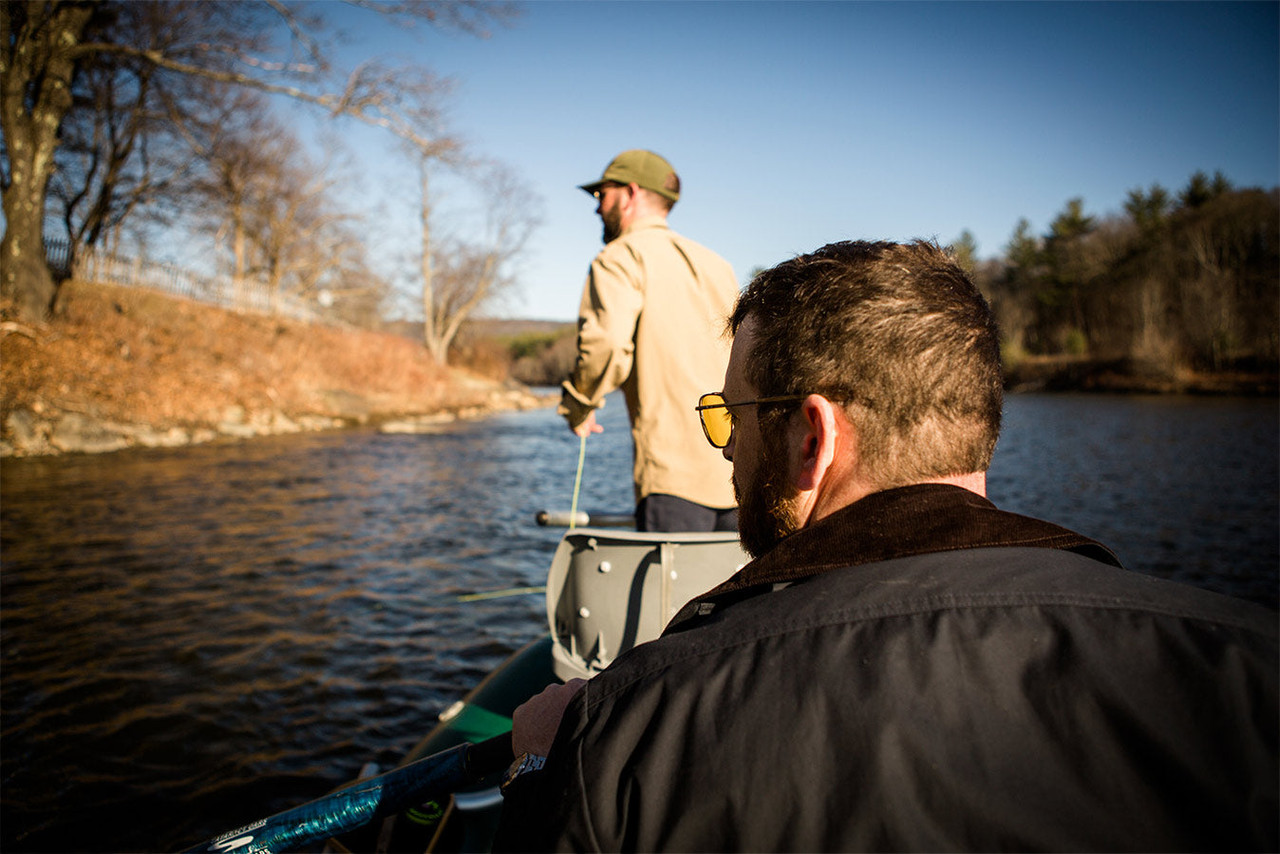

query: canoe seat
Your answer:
[545,529,749,681]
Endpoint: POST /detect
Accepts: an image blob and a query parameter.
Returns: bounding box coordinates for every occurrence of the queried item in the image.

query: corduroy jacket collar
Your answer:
[667,483,1121,632]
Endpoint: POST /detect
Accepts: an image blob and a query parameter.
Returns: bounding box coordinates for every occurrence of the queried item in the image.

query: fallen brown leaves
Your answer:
[1,280,484,432]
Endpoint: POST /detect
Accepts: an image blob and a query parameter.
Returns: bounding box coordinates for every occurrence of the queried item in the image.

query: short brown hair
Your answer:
[730,240,1003,488]
[640,185,677,213]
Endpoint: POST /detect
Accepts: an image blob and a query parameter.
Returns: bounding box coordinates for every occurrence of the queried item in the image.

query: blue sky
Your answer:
[319,1,1279,321]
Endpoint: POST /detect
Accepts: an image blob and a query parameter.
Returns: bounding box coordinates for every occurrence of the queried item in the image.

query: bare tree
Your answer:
[252,156,385,316]
[185,92,386,320]
[307,221,392,326]
[45,3,223,271]
[184,91,285,304]
[418,161,541,364]
[1,0,515,323]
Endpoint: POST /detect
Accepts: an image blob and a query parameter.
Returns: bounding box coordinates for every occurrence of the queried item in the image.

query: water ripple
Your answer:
[2,394,1275,852]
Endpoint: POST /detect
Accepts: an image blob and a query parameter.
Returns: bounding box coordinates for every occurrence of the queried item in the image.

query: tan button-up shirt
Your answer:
[560,216,739,508]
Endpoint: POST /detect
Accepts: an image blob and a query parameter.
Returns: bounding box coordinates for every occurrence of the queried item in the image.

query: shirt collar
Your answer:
[667,483,1121,631]
[619,214,670,237]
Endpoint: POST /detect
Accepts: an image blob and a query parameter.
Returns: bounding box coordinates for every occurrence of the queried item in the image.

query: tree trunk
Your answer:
[0,185,57,321]
[419,161,445,363]
[232,211,248,310]
[437,251,495,361]
[0,1,95,321]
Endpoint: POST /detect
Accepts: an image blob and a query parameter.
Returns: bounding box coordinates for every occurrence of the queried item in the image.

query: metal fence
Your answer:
[50,238,326,325]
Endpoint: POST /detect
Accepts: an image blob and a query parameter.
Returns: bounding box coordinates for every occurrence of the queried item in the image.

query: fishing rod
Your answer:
[180,733,513,854]
[456,585,546,602]
[539,428,634,530]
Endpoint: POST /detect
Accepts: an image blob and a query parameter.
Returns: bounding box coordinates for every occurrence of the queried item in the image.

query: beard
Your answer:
[601,206,623,243]
[735,428,804,559]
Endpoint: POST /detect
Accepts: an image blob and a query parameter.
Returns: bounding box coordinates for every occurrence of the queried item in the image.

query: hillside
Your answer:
[1,280,550,458]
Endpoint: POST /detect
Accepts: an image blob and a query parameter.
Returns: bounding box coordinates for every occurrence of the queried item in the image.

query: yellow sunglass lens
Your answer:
[709,417,731,447]
[698,394,733,447]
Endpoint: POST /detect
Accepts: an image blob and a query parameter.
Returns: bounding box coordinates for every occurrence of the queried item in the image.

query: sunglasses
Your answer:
[591,182,628,200]
[695,392,808,448]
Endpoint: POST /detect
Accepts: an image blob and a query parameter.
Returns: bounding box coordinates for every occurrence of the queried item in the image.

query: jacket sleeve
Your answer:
[493,692,597,853]
[558,248,644,428]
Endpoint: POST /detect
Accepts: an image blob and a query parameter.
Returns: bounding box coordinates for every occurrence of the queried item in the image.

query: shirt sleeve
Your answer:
[558,247,645,427]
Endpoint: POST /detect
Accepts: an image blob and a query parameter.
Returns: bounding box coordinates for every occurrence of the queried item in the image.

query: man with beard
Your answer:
[559,149,739,532]
[495,240,1277,852]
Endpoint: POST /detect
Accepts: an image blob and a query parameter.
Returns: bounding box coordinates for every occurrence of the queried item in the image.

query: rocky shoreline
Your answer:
[1,385,555,459]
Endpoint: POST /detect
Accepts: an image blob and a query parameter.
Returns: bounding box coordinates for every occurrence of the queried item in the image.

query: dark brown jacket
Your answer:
[497,485,1278,852]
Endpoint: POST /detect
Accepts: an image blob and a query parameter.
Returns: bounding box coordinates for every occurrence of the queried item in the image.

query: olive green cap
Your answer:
[578,149,681,202]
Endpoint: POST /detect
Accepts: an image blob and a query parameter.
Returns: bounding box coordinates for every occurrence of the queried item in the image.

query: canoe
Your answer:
[324,524,750,854]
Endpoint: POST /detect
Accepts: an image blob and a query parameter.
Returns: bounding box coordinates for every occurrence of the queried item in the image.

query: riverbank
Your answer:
[0,280,553,458]
[1004,353,1278,395]
[3,279,1275,460]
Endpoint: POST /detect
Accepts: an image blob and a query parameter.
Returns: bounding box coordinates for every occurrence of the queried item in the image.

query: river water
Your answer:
[1,392,1276,853]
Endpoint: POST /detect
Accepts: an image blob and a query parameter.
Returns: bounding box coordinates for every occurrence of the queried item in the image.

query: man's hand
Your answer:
[512,678,587,757]
[571,411,604,438]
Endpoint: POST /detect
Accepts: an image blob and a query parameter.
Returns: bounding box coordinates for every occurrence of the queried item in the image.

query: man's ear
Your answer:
[793,394,843,492]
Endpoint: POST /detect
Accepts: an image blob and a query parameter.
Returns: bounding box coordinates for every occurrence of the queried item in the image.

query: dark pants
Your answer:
[636,493,738,533]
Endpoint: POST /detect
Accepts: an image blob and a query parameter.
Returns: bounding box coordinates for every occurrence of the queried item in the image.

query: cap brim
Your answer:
[578,181,605,195]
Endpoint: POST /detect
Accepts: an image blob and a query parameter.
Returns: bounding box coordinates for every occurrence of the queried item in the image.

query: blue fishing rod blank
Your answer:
[182,733,512,854]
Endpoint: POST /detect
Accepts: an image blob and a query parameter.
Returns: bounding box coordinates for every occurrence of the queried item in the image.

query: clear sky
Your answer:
[319,0,1279,321]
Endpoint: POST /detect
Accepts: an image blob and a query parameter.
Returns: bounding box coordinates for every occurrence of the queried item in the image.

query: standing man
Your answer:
[498,240,1277,851]
[560,149,739,532]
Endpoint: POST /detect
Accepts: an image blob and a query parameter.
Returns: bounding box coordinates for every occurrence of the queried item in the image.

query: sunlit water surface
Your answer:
[1,393,1275,852]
